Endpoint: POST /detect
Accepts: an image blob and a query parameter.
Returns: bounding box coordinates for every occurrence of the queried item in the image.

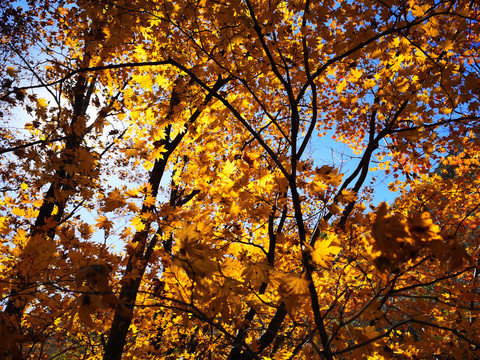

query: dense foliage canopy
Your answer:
[1,0,479,359]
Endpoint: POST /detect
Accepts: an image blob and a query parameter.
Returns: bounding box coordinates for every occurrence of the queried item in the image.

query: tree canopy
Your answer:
[1,0,479,359]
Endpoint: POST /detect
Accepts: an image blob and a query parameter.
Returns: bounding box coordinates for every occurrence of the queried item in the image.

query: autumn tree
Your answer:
[1,0,480,359]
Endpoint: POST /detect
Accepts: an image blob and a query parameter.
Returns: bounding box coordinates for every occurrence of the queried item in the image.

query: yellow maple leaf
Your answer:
[327,203,343,215]
[143,160,154,171]
[125,187,140,198]
[144,195,156,207]
[310,233,342,268]
[336,79,347,93]
[229,200,241,216]
[152,144,166,160]
[37,98,48,107]
[350,67,362,80]
[6,66,18,77]
[242,262,271,287]
[0,217,10,235]
[338,189,357,204]
[222,160,236,178]
[130,216,145,232]
[11,207,26,217]
[277,275,310,296]
[133,73,153,89]
[95,216,113,232]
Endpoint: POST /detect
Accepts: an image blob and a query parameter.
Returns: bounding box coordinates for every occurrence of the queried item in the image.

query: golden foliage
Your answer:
[0,0,479,358]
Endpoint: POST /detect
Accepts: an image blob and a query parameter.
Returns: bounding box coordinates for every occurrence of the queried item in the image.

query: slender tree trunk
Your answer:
[5,71,96,329]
